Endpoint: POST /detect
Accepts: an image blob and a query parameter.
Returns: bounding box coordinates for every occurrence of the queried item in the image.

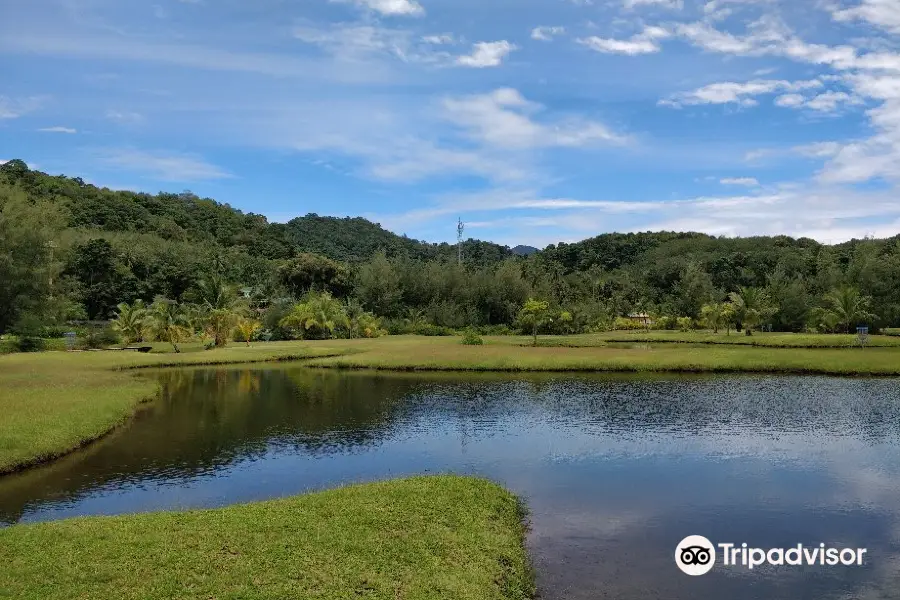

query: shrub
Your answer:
[16,336,45,352]
[80,327,121,350]
[677,316,694,332]
[11,314,46,353]
[42,325,71,339]
[414,323,456,337]
[473,324,515,336]
[656,316,677,330]
[613,317,644,331]
[461,329,484,345]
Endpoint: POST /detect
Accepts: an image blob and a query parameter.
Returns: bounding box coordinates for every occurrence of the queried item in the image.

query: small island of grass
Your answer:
[0,475,535,600]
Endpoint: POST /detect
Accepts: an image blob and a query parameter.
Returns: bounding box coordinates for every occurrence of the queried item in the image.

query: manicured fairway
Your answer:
[0,475,534,600]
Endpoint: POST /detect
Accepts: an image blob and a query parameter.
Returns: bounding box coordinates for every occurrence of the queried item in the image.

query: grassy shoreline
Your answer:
[0,475,535,600]
[3,333,900,474]
[0,343,356,474]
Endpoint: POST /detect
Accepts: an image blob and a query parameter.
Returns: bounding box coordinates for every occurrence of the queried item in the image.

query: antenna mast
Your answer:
[457,218,465,265]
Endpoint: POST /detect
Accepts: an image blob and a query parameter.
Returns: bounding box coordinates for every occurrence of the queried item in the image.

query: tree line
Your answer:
[2,159,899,346]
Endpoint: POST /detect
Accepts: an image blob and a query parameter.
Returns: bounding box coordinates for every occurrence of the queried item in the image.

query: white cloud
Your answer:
[456,41,516,68]
[332,0,425,17]
[441,88,628,149]
[624,0,684,9]
[531,26,565,41]
[774,93,805,107]
[795,141,843,158]
[833,0,900,34]
[0,30,387,84]
[720,177,759,186]
[378,184,900,245]
[293,23,417,61]
[805,91,864,112]
[106,110,144,124]
[422,34,454,44]
[0,95,45,119]
[37,126,77,133]
[578,36,660,55]
[95,148,233,182]
[661,79,822,108]
[578,26,670,55]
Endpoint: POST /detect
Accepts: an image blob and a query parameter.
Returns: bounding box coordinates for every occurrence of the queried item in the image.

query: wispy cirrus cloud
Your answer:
[441,88,629,148]
[37,126,77,133]
[720,177,759,186]
[0,95,46,119]
[94,148,233,182]
[661,79,824,108]
[532,26,565,41]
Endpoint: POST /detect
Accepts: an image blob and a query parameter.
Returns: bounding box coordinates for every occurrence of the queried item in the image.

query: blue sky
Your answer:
[3,0,900,247]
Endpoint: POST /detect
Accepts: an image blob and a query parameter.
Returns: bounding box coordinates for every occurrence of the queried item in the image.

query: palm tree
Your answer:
[280,292,348,340]
[728,287,776,336]
[147,298,192,353]
[111,299,148,344]
[822,286,876,333]
[235,317,262,347]
[700,302,725,333]
[403,307,427,332]
[195,276,246,347]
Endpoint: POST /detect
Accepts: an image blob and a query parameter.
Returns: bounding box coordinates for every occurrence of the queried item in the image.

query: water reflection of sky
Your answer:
[2,371,900,599]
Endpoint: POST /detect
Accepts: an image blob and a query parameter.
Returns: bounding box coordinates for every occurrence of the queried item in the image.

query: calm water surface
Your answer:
[2,368,900,599]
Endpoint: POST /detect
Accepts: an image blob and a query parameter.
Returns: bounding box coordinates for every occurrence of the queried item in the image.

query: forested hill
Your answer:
[3,157,900,334]
[0,159,512,264]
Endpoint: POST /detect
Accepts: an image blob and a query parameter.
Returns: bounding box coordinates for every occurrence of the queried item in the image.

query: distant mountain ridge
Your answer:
[511,245,539,256]
[0,159,513,266]
[2,160,898,273]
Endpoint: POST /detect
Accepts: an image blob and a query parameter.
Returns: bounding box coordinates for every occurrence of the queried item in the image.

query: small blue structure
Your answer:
[856,326,869,348]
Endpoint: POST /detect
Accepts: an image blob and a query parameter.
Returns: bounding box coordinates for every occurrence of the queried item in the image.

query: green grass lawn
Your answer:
[3,334,900,473]
[588,330,900,347]
[0,475,534,600]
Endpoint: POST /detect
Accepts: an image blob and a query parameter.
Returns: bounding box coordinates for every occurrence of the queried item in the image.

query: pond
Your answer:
[2,368,900,599]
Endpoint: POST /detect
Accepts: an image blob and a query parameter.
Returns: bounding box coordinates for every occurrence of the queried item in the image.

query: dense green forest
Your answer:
[2,158,899,344]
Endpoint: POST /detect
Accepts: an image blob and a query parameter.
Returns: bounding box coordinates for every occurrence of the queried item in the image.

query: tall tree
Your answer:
[0,184,66,332]
[355,251,401,317]
[194,276,246,347]
[111,300,149,344]
[821,286,876,333]
[147,298,192,352]
[518,298,550,346]
[728,287,776,335]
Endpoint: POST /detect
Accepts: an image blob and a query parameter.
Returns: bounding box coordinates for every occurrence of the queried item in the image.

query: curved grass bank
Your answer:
[0,343,357,474]
[3,334,900,474]
[0,475,534,600]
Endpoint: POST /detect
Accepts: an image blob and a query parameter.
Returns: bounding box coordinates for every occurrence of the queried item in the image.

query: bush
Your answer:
[613,317,645,331]
[885,328,900,337]
[461,329,484,345]
[16,336,45,352]
[677,317,694,332]
[41,325,71,339]
[11,314,46,352]
[80,327,121,349]
[473,324,515,336]
[414,323,456,337]
[656,316,677,330]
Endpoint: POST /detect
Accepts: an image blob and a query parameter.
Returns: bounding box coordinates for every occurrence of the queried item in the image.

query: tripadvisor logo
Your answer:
[675,535,868,576]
